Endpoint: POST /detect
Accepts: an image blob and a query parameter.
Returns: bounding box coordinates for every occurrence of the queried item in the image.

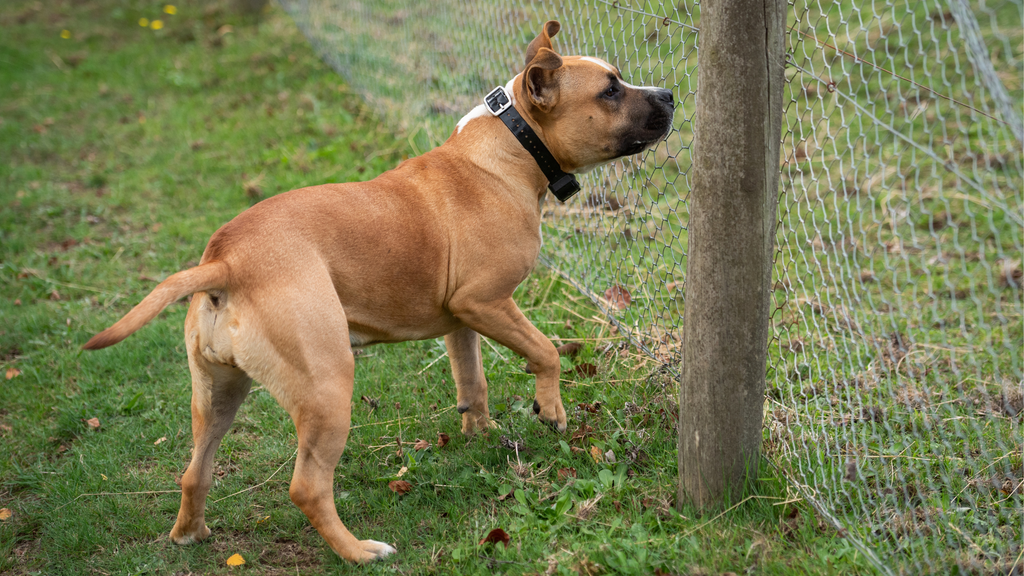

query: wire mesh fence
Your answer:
[278,0,1023,573]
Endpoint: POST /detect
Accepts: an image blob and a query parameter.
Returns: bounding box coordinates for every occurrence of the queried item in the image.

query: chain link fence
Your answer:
[278,0,1022,573]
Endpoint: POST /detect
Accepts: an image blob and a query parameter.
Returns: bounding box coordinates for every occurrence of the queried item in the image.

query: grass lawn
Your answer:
[0,1,875,574]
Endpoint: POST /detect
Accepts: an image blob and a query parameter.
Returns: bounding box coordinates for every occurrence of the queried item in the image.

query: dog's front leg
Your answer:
[445,327,494,435]
[451,299,567,432]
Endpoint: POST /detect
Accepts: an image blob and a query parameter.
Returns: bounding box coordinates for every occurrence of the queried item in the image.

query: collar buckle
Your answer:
[484,86,513,116]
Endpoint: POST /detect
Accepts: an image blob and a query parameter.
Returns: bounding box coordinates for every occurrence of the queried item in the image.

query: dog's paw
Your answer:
[355,539,396,562]
[169,523,211,545]
[461,411,497,436]
[533,399,567,432]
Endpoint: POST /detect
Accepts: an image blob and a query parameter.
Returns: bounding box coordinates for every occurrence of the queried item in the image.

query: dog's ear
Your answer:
[525,20,561,66]
[524,47,563,113]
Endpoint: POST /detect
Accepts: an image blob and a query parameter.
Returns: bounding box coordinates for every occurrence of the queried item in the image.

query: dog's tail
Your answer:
[83,261,230,350]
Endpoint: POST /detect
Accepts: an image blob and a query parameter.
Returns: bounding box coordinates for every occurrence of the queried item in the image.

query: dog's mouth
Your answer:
[616,115,674,157]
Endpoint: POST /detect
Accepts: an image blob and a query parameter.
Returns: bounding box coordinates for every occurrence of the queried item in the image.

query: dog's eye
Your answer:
[602,84,620,99]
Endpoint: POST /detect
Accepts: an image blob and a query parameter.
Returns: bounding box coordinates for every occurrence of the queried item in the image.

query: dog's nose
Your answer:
[654,88,674,106]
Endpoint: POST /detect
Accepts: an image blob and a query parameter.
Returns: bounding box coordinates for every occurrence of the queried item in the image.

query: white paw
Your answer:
[364,539,397,559]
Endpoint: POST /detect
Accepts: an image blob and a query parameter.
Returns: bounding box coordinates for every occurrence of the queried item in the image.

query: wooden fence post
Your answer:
[678,0,788,509]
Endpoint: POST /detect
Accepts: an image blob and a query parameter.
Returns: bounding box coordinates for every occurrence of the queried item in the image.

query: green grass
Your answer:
[0,1,882,574]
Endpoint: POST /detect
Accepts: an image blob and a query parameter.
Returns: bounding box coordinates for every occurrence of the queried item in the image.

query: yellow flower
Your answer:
[150,19,164,30]
[138,17,149,27]
[163,5,177,15]
[60,29,71,39]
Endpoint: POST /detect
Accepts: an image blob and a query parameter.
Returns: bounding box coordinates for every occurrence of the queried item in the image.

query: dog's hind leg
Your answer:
[171,299,251,544]
[445,327,494,435]
[243,278,395,563]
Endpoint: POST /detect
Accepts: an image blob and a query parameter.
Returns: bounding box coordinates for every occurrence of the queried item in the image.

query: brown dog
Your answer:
[84,21,673,563]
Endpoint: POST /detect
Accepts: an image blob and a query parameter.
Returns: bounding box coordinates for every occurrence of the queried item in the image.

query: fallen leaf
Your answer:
[590,445,604,463]
[436,432,450,449]
[557,467,577,481]
[479,528,510,548]
[569,446,585,454]
[571,422,594,442]
[860,406,885,422]
[413,439,430,451]
[496,489,515,502]
[154,436,167,445]
[1000,378,1023,417]
[604,450,616,463]
[604,285,631,310]
[388,480,412,495]
[577,401,601,413]
[396,466,408,477]
[226,553,245,566]
[844,458,858,482]
[0,508,11,521]
[572,363,598,378]
[555,342,583,357]
[499,435,526,452]
[1000,259,1023,288]
[5,367,21,380]
[85,417,100,430]
[49,290,61,301]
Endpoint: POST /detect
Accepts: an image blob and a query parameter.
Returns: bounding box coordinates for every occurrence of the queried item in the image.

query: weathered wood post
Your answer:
[678,0,787,509]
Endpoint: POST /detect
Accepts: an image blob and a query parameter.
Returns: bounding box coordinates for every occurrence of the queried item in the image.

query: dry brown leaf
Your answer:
[154,436,167,445]
[604,285,631,310]
[479,528,510,548]
[0,508,11,521]
[557,467,577,482]
[436,432,450,449]
[572,363,598,378]
[589,445,604,464]
[85,417,100,430]
[5,367,21,380]
[1000,259,1023,288]
[577,401,601,413]
[413,439,430,451]
[555,342,583,357]
[571,422,594,442]
[388,480,412,495]
[226,553,245,566]
[360,395,379,409]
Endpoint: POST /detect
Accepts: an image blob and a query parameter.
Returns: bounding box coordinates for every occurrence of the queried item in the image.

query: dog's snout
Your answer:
[654,88,674,107]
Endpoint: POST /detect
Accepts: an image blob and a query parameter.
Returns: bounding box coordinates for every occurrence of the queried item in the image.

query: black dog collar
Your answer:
[484,86,581,202]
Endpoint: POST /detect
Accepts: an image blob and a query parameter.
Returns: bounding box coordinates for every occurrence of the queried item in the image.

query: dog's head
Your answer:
[518,20,675,173]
